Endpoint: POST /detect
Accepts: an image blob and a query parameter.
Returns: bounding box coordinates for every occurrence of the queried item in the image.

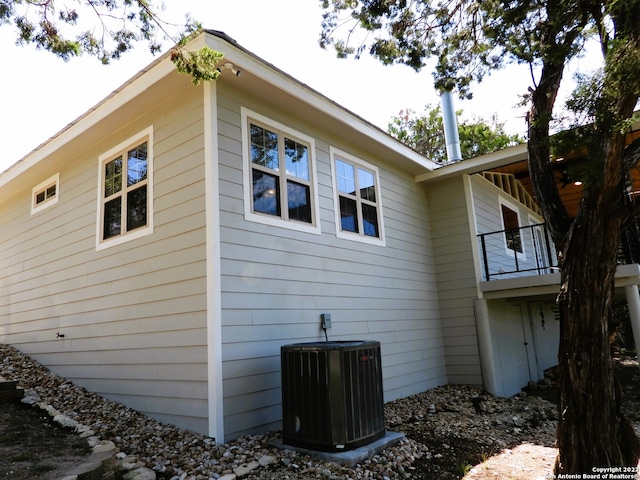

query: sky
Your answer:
[0,0,598,173]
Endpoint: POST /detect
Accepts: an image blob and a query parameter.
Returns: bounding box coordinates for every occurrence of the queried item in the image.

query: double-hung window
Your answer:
[242,108,320,234]
[97,127,153,250]
[330,147,385,245]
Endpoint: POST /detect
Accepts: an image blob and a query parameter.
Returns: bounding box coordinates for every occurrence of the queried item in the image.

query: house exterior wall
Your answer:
[0,76,211,434]
[471,174,553,280]
[484,299,531,396]
[426,176,482,385]
[483,298,559,396]
[470,174,559,396]
[216,84,448,439]
[2,46,455,442]
[526,300,560,379]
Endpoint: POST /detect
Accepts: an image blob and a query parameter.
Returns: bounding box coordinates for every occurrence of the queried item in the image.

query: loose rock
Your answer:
[4,343,639,480]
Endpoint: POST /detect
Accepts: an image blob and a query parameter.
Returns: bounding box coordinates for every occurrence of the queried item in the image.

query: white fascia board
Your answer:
[416,143,529,183]
[0,36,206,189]
[204,33,438,173]
[1,30,436,191]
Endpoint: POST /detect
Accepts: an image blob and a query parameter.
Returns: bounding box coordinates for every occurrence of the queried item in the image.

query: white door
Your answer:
[530,217,551,274]
[495,303,534,395]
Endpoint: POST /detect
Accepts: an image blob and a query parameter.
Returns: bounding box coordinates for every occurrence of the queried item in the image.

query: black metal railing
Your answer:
[479,221,640,281]
[619,222,640,265]
[477,223,557,281]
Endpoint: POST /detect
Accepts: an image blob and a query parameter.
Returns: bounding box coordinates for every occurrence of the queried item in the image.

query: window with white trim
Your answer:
[97,127,153,249]
[330,147,385,245]
[499,197,524,255]
[241,108,320,234]
[31,173,60,214]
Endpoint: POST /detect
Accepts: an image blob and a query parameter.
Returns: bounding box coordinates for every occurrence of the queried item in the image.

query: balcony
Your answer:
[477,223,557,282]
[477,222,640,297]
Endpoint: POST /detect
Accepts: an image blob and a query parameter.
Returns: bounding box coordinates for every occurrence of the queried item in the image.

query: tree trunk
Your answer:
[526,33,640,472]
[554,206,640,474]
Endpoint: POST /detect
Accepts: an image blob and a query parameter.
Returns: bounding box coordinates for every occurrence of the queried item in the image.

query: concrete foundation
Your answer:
[271,431,406,466]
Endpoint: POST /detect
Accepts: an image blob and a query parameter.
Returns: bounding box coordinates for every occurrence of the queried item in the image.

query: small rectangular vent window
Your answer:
[31,173,60,214]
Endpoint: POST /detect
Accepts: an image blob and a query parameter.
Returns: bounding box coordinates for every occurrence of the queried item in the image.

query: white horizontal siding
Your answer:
[0,78,210,435]
[471,174,552,280]
[216,87,447,440]
[29,346,206,366]
[426,176,482,386]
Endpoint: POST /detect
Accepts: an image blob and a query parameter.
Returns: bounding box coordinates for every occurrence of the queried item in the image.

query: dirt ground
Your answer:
[1,351,639,480]
[463,352,640,480]
[0,401,91,479]
[376,351,640,480]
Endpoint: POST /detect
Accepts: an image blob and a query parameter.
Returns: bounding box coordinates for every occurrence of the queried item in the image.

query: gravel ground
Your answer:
[1,343,639,480]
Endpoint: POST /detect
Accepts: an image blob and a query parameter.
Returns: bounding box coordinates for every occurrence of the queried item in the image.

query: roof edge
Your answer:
[203,31,439,173]
[415,142,529,183]
[1,30,437,190]
[0,46,180,189]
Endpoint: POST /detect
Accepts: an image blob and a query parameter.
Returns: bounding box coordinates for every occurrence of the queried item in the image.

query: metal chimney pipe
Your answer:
[440,90,463,163]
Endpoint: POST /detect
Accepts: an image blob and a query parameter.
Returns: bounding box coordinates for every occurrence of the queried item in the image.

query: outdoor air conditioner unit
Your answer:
[280,340,385,452]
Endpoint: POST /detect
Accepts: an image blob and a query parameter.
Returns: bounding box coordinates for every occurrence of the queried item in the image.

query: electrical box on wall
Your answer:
[321,313,331,329]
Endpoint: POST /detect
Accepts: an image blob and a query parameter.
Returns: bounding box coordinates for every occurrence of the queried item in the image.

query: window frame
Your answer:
[499,196,525,259]
[241,108,321,235]
[330,147,386,246]
[31,173,60,214]
[96,126,154,251]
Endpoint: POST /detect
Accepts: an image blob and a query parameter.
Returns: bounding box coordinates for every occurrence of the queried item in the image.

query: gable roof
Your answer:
[0,30,438,201]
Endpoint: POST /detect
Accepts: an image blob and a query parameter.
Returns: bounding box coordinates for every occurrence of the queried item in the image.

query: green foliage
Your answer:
[1,1,224,84]
[320,0,583,98]
[171,44,224,85]
[552,64,640,189]
[319,1,605,100]
[321,0,640,205]
[457,461,473,476]
[2,0,168,62]
[388,105,522,163]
